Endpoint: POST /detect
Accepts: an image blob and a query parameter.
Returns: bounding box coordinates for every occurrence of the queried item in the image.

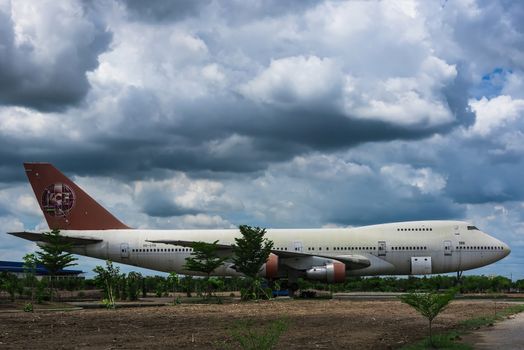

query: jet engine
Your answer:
[260,253,279,279]
[306,261,346,283]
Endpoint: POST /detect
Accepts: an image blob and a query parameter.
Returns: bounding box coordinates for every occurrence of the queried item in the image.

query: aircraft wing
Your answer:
[147,239,370,270]
[7,231,103,245]
[270,250,370,270]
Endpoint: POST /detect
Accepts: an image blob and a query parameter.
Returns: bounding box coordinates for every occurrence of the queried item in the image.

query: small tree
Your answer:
[126,271,142,301]
[398,290,456,346]
[184,241,228,299]
[23,253,38,304]
[182,275,194,297]
[167,272,180,303]
[35,229,78,301]
[93,260,121,308]
[0,272,21,302]
[233,225,274,300]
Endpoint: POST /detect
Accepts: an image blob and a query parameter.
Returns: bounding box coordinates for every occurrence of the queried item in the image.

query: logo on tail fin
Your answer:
[41,183,75,217]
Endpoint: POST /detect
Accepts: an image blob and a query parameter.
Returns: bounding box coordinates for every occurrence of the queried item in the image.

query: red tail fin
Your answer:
[24,163,130,230]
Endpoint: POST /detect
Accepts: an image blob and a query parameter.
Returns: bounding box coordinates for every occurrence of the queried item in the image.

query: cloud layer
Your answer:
[0,0,523,278]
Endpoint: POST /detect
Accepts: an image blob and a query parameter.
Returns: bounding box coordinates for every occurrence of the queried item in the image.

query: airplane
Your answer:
[7,163,511,288]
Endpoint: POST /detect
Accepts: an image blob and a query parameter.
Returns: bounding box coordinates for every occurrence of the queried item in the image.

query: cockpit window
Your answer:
[467,225,479,230]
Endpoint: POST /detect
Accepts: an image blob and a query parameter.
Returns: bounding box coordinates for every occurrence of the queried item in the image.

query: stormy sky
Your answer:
[1,0,523,279]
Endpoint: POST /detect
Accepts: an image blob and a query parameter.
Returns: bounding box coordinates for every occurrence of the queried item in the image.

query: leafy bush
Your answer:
[23,303,33,312]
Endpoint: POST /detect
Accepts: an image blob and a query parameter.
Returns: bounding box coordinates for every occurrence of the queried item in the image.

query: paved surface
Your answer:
[466,312,524,349]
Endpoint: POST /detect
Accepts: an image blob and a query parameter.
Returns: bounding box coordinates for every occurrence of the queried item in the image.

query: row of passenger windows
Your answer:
[307,246,376,251]
[397,228,432,231]
[392,246,427,250]
[456,246,503,250]
[131,248,193,253]
[276,246,378,252]
[129,245,503,254]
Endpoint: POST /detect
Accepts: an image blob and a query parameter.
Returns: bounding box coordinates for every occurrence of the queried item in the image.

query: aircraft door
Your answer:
[411,257,432,275]
[120,243,130,259]
[293,241,303,252]
[443,240,452,256]
[378,241,386,257]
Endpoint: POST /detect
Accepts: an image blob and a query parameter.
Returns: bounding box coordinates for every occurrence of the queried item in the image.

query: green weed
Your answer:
[224,318,289,350]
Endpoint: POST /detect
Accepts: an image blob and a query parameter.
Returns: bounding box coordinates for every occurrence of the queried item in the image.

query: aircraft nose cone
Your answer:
[503,242,511,257]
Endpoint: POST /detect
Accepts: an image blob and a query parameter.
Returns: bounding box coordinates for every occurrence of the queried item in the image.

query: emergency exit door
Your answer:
[120,243,129,258]
[443,240,452,256]
[378,241,387,257]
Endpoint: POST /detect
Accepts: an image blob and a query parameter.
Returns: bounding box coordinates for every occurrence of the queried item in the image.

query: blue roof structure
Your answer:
[0,261,83,276]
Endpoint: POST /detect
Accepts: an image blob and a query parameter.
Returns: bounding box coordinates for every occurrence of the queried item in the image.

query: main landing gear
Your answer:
[455,270,463,287]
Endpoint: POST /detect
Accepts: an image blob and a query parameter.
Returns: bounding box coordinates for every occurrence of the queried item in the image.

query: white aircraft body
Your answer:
[8,163,510,284]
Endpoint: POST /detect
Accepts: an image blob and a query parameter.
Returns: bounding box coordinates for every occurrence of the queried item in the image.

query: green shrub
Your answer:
[102,298,115,309]
[229,318,289,350]
[23,303,34,312]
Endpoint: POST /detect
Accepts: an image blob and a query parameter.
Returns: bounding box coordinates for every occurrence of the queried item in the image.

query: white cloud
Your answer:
[380,164,447,195]
[469,95,524,136]
[344,56,457,127]
[240,55,341,107]
[279,154,372,180]
[0,106,78,139]
[0,184,42,218]
[134,173,242,217]
[502,72,524,99]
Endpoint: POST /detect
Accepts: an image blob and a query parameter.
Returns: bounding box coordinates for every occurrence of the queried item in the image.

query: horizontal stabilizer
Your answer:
[7,231,102,245]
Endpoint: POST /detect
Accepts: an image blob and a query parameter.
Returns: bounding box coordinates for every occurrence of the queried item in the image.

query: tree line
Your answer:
[2,271,522,302]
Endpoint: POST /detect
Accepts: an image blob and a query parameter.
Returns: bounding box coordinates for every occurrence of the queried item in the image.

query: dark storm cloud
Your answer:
[435,1,524,72]
[0,50,475,188]
[139,194,200,217]
[348,130,524,207]
[441,65,476,128]
[443,142,524,204]
[328,197,464,227]
[216,0,319,25]
[120,0,211,22]
[0,2,111,111]
[0,92,454,186]
[120,0,318,24]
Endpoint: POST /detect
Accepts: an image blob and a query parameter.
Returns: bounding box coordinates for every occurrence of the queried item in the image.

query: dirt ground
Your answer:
[0,299,517,349]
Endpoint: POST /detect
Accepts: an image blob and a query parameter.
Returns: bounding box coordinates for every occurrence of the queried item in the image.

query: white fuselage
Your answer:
[60,220,510,277]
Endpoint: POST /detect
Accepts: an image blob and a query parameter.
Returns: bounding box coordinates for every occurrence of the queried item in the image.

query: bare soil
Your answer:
[0,299,516,349]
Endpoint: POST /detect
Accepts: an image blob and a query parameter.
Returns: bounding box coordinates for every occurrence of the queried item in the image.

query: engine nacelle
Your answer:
[306,262,346,283]
[260,253,279,279]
